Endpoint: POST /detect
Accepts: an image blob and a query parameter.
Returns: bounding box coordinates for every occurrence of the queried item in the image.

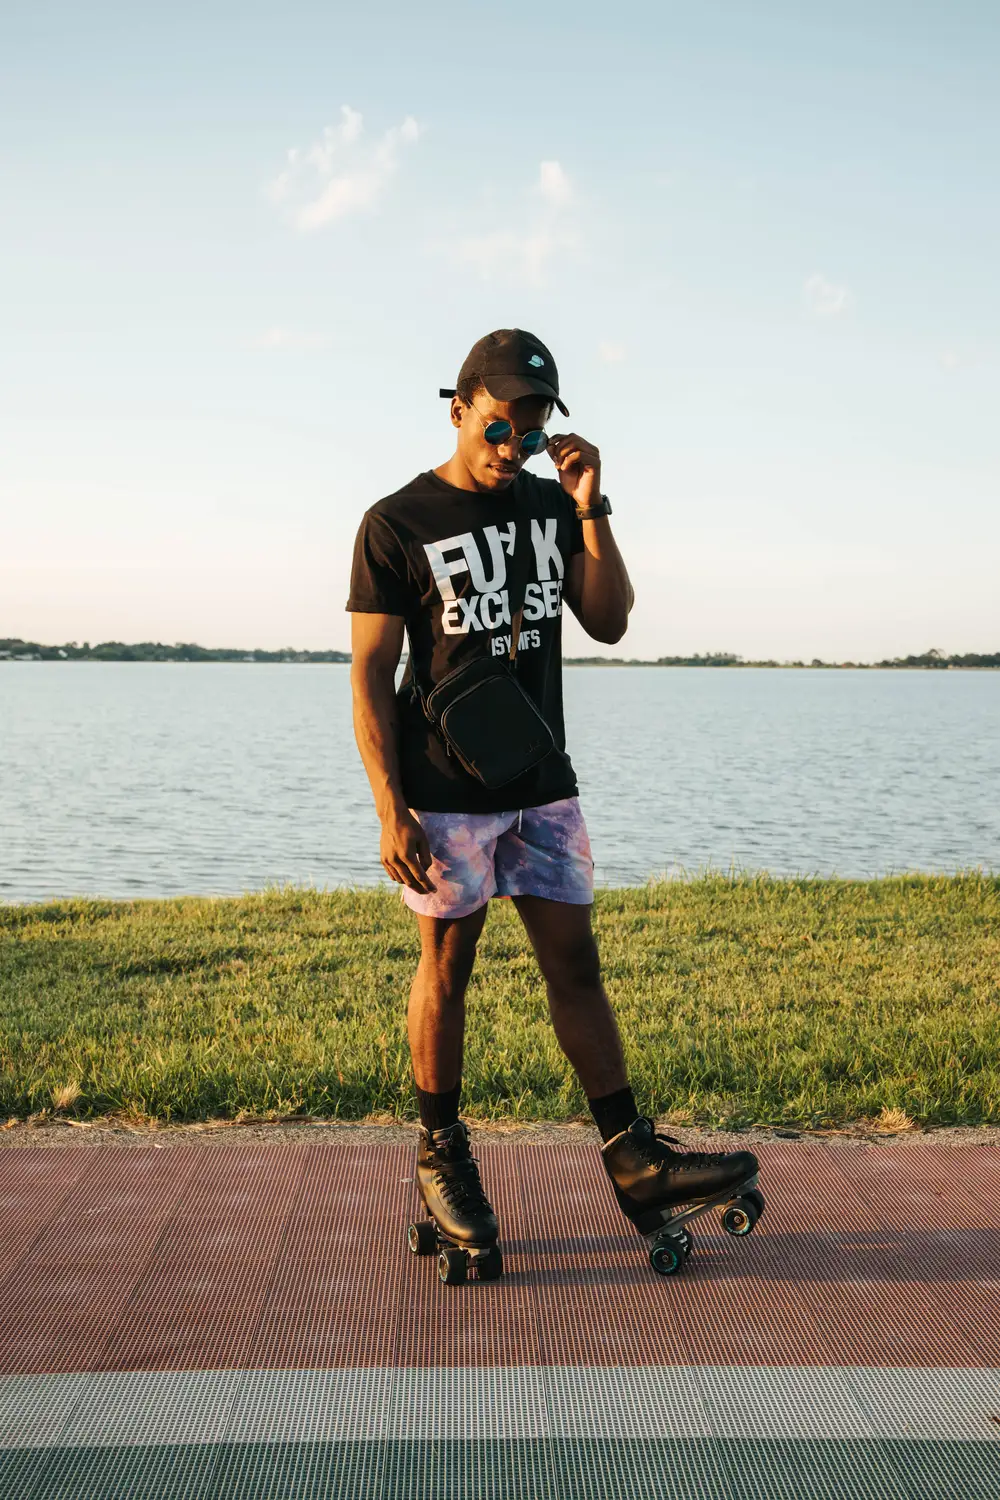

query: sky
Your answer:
[1,0,997,660]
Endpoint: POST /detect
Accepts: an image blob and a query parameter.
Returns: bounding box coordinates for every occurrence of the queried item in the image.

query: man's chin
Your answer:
[478,465,520,491]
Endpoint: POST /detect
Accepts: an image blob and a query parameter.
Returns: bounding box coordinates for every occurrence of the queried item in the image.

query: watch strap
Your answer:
[575,494,612,521]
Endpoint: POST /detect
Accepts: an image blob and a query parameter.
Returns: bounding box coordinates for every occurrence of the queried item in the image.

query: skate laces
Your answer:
[634,1119,730,1174]
[435,1160,491,1216]
[427,1127,492,1215]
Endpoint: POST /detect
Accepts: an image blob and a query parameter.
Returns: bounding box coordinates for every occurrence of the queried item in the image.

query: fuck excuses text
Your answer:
[422,519,566,638]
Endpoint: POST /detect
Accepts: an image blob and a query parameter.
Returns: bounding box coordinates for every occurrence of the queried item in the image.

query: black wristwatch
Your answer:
[575,494,613,521]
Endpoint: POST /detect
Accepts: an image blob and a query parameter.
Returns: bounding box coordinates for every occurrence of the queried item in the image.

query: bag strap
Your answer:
[505,505,534,666]
[413,497,535,715]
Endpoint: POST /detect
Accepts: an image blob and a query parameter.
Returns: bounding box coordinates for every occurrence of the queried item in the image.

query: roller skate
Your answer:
[406,1121,503,1285]
[602,1117,765,1277]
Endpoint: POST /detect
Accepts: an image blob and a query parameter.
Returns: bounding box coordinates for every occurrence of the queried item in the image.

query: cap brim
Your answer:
[482,373,569,418]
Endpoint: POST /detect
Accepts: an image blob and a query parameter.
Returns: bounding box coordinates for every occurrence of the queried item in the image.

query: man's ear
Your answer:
[450,396,464,430]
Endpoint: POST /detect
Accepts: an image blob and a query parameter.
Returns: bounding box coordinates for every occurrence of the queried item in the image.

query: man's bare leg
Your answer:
[407,902,500,1273]
[408,903,489,1093]
[512,893,629,1100]
[511,893,761,1261]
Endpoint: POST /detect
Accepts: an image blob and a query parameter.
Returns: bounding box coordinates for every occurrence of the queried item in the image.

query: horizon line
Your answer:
[2,638,999,670]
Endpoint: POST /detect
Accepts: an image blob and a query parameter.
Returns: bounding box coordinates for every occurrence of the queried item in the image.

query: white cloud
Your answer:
[452,160,579,285]
[267,106,421,232]
[804,272,852,318]
[598,341,626,363]
[537,160,573,207]
[249,327,328,351]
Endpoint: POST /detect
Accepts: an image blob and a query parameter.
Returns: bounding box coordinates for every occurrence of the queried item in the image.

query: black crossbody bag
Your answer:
[415,506,555,790]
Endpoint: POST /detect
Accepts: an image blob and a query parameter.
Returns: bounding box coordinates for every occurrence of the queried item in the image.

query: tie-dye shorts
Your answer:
[402,796,595,920]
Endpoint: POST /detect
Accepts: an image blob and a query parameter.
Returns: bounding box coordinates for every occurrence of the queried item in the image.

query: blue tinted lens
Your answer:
[520,430,547,455]
[483,420,513,445]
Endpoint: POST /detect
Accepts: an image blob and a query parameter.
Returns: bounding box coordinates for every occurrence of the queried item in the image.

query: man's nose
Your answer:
[495,433,521,461]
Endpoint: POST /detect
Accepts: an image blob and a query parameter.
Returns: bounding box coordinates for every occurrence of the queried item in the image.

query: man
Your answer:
[347,329,757,1278]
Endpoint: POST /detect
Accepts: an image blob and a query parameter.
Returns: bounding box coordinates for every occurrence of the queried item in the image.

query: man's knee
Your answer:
[415,907,487,1000]
[416,955,473,1007]
[543,933,602,996]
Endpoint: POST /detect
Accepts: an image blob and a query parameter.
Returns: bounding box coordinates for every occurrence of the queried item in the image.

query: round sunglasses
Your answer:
[464,398,549,457]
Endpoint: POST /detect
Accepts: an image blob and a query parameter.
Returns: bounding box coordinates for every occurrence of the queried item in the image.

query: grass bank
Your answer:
[1,876,997,1128]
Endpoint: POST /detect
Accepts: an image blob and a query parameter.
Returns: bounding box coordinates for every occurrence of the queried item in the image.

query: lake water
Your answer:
[1,663,997,903]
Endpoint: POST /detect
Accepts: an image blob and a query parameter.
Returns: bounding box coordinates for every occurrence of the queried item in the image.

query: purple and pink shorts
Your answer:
[402,796,595,920]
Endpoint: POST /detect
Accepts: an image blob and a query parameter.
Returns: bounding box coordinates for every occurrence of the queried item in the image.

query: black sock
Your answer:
[415,1082,462,1134]
[588,1086,640,1143]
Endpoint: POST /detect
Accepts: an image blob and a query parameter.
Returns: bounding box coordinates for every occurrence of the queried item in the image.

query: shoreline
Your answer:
[3,659,999,670]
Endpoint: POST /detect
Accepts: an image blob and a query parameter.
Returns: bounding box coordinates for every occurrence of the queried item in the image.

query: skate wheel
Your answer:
[649,1238,684,1276]
[745,1188,765,1219]
[475,1244,503,1281]
[438,1247,468,1285]
[676,1228,693,1260]
[407,1221,437,1256]
[721,1198,757,1237]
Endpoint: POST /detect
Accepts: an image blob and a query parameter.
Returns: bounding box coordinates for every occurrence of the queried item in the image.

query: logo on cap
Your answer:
[528,354,544,367]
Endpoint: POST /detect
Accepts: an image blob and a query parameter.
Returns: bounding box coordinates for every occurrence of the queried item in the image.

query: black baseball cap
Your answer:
[440,328,569,417]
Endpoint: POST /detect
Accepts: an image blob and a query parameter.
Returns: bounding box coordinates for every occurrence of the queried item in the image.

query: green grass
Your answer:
[1,875,998,1128]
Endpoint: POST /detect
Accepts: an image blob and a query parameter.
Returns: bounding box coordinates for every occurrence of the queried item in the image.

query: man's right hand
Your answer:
[380,806,436,894]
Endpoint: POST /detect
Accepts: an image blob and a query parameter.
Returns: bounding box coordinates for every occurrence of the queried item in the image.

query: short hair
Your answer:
[456,373,484,406]
[455,374,554,417]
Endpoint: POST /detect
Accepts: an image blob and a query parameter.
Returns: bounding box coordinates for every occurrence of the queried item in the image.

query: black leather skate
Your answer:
[602,1117,765,1277]
[407,1121,502,1285]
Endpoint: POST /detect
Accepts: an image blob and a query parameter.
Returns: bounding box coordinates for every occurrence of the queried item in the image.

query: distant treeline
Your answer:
[2,639,998,669]
[564,649,1000,669]
[0,639,350,664]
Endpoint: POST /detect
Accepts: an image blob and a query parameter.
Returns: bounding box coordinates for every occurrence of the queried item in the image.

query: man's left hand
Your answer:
[547,433,601,511]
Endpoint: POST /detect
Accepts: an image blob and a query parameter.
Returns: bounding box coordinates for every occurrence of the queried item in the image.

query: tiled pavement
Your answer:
[1,1139,998,1497]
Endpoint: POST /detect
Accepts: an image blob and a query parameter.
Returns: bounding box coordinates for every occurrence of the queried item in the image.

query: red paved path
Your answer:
[1,1139,998,1376]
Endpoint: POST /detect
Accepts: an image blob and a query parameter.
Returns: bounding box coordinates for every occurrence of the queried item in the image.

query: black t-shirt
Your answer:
[346,468,585,813]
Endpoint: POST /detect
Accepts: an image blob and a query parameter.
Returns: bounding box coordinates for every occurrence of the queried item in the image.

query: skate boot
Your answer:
[406,1121,502,1285]
[602,1116,765,1277]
